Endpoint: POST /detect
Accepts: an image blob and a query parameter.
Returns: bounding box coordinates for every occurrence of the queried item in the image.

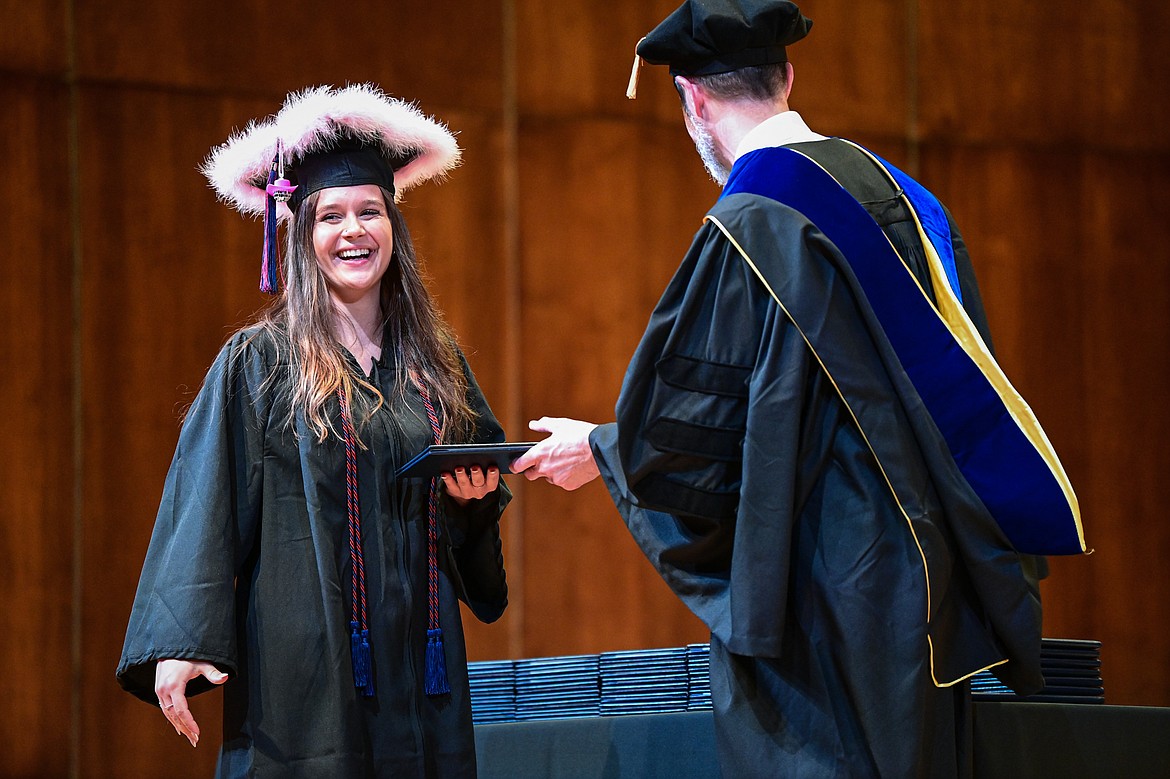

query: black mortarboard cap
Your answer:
[286,139,415,214]
[203,84,461,293]
[636,0,812,77]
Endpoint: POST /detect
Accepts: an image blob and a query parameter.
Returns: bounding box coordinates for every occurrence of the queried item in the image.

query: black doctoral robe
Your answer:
[590,139,1043,778]
[117,326,510,778]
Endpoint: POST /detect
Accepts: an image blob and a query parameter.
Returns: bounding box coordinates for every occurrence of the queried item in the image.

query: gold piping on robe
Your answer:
[706,212,1009,687]
[838,140,1085,552]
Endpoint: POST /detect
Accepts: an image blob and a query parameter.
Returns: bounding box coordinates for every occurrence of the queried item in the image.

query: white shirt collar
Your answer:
[734,111,827,161]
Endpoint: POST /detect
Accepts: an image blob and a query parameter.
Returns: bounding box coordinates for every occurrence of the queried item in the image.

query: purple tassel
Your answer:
[351,621,374,697]
[424,628,450,696]
[260,143,297,294]
[260,168,280,294]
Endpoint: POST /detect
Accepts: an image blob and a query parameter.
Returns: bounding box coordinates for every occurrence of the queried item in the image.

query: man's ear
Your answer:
[675,75,708,119]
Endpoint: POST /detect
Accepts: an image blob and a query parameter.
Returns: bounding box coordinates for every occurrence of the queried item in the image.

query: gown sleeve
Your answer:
[589,219,819,656]
[442,350,511,624]
[116,331,271,704]
[600,220,768,522]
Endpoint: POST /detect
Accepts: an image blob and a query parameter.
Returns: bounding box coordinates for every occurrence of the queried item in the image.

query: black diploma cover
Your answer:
[395,442,538,479]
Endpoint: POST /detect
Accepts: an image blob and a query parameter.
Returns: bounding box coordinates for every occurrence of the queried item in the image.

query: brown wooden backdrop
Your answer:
[3,0,1168,775]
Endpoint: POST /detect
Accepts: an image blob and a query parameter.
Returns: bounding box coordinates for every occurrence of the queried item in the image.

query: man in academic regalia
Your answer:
[513,1,1082,777]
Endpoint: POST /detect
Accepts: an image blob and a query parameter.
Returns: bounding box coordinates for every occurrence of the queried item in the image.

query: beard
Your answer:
[686,110,731,186]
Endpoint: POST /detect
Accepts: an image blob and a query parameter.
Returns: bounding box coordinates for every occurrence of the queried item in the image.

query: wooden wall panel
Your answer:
[783,0,909,141]
[0,0,67,73]
[78,85,274,777]
[74,0,503,112]
[1046,151,1170,706]
[918,0,1170,151]
[0,77,73,779]
[517,0,683,123]
[516,116,713,656]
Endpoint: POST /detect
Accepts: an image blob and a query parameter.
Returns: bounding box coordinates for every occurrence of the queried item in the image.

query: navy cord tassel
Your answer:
[351,621,374,697]
[260,167,280,294]
[424,628,450,695]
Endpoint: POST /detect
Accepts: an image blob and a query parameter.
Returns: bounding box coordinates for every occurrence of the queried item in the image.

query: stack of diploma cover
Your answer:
[512,654,601,721]
[468,638,1104,723]
[685,643,713,711]
[466,659,517,724]
[971,638,1104,704]
[598,646,690,716]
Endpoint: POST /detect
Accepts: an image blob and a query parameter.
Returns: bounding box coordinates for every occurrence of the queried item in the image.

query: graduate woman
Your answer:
[117,84,510,777]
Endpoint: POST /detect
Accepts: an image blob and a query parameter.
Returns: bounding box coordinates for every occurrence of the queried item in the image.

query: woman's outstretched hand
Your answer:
[155,658,229,747]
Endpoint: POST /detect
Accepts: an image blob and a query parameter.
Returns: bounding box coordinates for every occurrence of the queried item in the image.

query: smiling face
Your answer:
[311,184,395,307]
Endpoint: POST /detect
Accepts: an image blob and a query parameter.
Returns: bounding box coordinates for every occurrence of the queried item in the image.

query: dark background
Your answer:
[3,0,1168,774]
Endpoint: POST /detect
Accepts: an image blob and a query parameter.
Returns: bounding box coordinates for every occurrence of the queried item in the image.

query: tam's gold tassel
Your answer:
[625,37,647,99]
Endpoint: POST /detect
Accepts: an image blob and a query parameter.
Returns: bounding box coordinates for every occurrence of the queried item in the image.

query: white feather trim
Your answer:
[201,84,461,218]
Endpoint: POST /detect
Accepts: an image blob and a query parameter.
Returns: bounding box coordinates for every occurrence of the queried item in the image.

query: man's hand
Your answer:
[510,417,601,491]
[155,659,228,747]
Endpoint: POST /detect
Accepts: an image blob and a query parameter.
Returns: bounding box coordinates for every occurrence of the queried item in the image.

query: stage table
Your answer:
[475,702,1170,778]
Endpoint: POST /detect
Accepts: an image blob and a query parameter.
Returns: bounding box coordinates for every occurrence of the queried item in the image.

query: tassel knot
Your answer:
[351,621,375,697]
[424,628,450,696]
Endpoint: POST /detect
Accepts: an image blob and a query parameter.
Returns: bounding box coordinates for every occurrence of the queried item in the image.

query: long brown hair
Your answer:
[255,186,475,444]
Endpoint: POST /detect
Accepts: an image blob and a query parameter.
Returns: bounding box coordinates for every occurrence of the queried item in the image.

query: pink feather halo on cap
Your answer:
[201,83,461,220]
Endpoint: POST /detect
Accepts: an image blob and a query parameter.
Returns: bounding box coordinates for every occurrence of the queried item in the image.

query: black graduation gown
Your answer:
[590,140,1042,778]
[117,326,510,778]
